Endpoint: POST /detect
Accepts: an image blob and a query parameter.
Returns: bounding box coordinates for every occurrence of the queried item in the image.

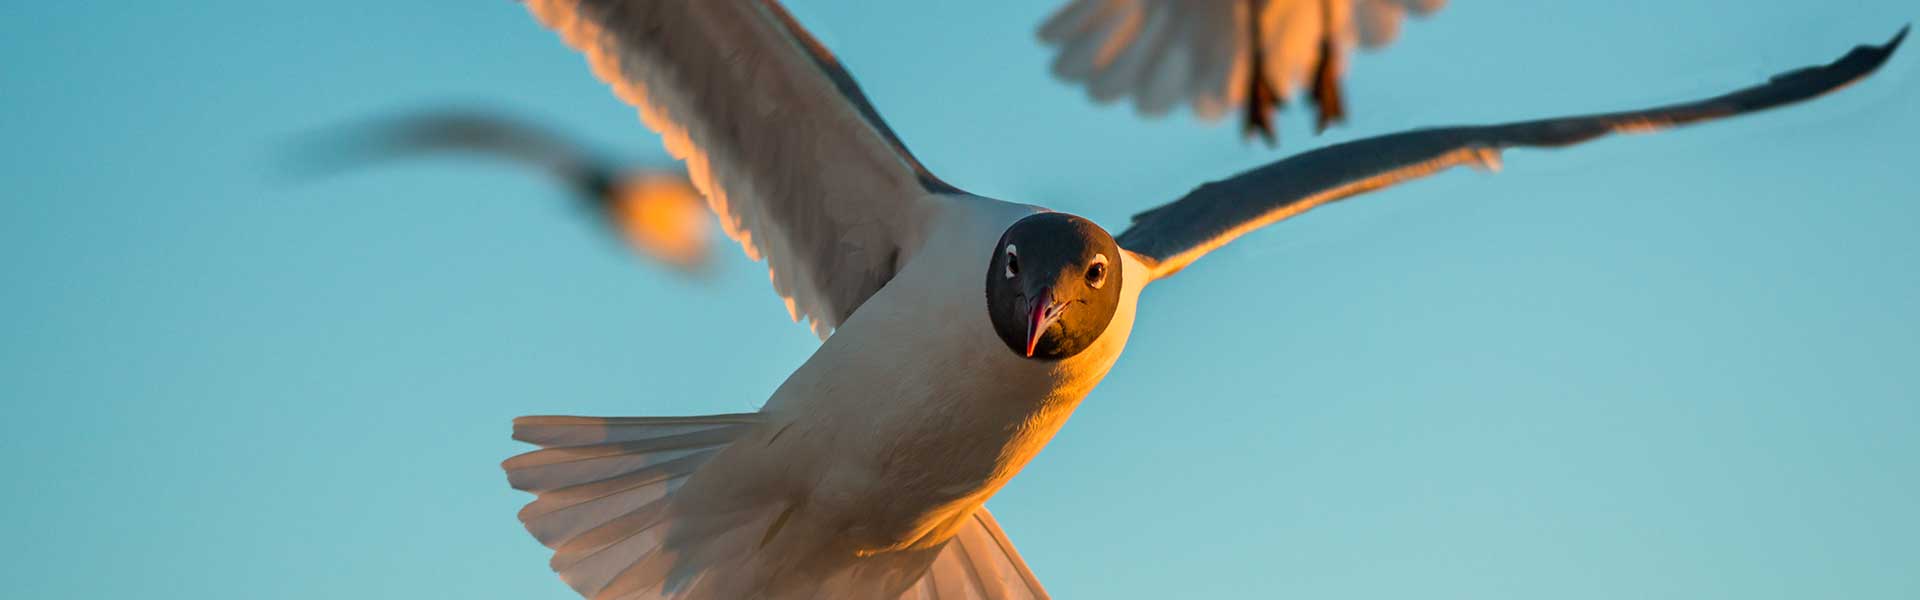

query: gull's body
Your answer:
[511,195,1135,598]
[750,198,1144,538]
[674,199,1144,596]
[496,1,1903,598]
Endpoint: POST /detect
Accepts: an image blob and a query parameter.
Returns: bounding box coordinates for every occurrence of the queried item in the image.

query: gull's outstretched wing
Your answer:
[527,0,959,337]
[1118,26,1906,280]
[285,109,715,273]
[1037,0,1442,139]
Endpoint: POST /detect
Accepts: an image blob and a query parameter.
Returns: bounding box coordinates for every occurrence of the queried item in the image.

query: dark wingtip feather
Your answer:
[1837,21,1902,64]
[1875,23,1908,67]
[1769,24,1907,88]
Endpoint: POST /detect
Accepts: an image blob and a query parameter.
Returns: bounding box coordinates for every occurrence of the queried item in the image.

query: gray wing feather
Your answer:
[1119,26,1906,280]
[526,0,949,337]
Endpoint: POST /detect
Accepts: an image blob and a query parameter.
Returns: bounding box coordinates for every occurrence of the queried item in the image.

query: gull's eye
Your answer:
[1085,253,1108,288]
[1004,244,1019,279]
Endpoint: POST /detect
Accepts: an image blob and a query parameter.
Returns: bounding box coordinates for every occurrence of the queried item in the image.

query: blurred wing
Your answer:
[527,0,958,337]
[1118,27,1906,280]
[1036,0,1441,121]
[288,109,612,192]
[288,109,718,275]
[1039,0,1242,118]
[898,509,1049,600]
[1353,0,1444,48]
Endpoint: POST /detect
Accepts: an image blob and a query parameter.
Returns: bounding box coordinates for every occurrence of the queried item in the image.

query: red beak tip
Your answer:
[1023,286,1052,358]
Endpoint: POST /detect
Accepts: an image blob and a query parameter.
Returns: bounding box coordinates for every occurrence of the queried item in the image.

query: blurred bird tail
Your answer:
[501,413,762,598]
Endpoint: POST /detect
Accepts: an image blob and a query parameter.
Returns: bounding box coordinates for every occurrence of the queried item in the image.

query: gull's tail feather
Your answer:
[503,414,763,599]
[896,509,1050,599]
[505,414,1050,599]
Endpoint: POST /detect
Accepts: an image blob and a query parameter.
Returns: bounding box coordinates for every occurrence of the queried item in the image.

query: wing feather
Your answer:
[1119,27,1906,280]
[526,0,952,336]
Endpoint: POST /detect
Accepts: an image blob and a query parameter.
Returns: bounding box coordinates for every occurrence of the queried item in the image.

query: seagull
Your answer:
[499,2,1903,597]
[1038,0,1445,145]
[288,109,714,274]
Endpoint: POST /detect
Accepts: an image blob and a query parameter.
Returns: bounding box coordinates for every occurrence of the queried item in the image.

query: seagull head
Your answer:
[986,212,1123,361]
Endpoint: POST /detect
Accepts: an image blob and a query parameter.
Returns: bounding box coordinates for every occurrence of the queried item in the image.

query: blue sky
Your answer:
[2,1,1915,598]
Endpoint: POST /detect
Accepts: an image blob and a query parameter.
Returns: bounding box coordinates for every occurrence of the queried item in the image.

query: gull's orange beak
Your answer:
[1024,286,1063,358]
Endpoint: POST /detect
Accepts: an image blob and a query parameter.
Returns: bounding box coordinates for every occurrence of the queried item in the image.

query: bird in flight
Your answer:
[498,1,1903,597]
[1038,0,1445,145]
[288,109,714,274]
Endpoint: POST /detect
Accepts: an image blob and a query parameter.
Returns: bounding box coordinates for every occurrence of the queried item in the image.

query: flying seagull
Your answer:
[288,109,714,274]
[1038,0,1445,145]
[500,1,1903,597]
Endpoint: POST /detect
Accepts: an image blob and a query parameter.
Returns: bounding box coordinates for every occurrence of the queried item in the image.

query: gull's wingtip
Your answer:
[1766,24,1908,90]
[1842,23,1906,69]
[1868,23,1908,63]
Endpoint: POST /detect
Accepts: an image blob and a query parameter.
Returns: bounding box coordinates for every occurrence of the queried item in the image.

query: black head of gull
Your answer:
[985,212,1123,360]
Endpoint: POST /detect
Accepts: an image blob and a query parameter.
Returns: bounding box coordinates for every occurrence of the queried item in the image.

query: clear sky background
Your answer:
[2,1,1915,598]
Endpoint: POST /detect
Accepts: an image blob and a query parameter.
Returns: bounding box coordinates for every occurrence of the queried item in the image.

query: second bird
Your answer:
[293,109,715,274]
[1039,0,1446,145]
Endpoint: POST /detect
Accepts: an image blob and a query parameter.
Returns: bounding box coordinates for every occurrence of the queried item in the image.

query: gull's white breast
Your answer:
[709,194,1149,553]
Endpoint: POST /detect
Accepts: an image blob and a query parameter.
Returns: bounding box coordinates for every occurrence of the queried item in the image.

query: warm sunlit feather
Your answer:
[526,0,943,338]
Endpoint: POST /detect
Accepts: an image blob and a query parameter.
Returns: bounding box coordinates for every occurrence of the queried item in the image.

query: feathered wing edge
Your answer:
[1119,25,1907,280]
[504,413,1052,599]
[525,0,948,339]
[503,414,763,599]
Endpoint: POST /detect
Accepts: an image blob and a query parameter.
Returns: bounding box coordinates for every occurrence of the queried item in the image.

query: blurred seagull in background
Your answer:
[1039,0,1445,145]
[288,109,715,274]
[495,1,1903,597]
